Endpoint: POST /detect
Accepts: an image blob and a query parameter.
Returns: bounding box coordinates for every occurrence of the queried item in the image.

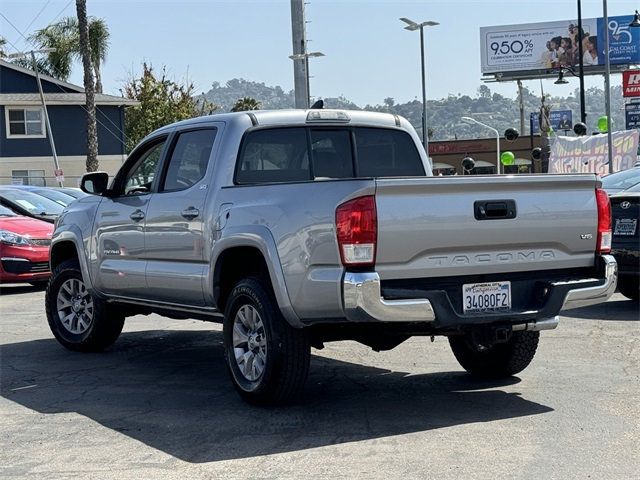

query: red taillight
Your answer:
[596,188,611,254]
[335,195,377,267]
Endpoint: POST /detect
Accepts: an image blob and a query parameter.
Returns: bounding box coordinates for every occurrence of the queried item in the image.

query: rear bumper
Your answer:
[342,255,617,329]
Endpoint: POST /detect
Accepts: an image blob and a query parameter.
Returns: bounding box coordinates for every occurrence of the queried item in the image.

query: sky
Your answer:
[1,0,638,106]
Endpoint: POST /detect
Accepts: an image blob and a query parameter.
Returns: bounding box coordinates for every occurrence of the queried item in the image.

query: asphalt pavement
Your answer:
[0,285,638,479]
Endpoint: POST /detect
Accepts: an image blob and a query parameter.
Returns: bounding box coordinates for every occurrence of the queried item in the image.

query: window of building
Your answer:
[11,170,46,186]
[5,107,45,138]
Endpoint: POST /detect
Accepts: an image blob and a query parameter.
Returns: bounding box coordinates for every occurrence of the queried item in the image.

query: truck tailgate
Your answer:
[375,174,599,280]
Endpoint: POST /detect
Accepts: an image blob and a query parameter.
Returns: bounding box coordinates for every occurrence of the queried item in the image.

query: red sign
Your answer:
[623,70,640,97]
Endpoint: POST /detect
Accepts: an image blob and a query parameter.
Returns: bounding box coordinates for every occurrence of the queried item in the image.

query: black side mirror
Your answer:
[80,171,109,195]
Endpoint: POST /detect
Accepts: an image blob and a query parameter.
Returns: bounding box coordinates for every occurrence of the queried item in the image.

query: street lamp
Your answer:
[461,116,501,174]
[554,70,570,85]
[7,48,62,187]
[289,51,325,108]
[630,10,640,27]
[400,17,439,156]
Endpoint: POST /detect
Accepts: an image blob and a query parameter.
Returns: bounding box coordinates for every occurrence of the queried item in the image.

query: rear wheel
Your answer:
[46,259,124,352]
[449,330,539,377]
[223,277,310,405]
[618,276,639,302]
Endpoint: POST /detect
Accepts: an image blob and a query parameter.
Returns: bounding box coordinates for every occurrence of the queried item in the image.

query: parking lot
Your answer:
[0,285,638,479]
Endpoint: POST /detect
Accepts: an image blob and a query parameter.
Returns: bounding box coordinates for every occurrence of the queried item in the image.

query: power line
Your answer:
[23,0,53,35]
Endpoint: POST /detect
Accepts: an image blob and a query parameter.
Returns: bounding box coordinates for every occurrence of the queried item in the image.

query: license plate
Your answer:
[614,218,637,236]
[463,281,511,314]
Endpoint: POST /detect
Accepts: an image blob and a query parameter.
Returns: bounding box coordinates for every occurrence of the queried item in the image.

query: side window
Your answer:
[354,128,425,177]
[162,129,217,192]
[236,128,309,184]
[123,139,166,195]
[310,129,354,179]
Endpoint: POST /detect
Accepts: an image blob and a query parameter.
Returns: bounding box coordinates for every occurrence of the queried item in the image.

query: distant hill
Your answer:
[197,79,626,141]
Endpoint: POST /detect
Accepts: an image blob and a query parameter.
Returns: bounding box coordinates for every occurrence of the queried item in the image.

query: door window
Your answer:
[161,129,217,192]
[236,128,309,184]
[123,140,166,195]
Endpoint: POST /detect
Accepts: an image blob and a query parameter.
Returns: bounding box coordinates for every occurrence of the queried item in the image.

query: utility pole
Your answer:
[290,0,309,108]
[577,0,587,123]
[8,48,62,187]
[602,0,614,172]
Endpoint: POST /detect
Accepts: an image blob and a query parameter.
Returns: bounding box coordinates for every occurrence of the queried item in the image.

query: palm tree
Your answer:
[76,0,99,172]
[231,97,261,112]
[30,16,110,92]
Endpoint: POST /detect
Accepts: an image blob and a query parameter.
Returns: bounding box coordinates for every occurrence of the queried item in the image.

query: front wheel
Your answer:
[45,259,124,352]
[223,278,310,405]
[449,330,539,378]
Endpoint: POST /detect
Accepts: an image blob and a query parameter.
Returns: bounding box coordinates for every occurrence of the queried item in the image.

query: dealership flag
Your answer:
[549,130,639,174]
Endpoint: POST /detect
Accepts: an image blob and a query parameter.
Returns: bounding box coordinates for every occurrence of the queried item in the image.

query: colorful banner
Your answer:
[480,16,640,75]
[548,130,639,174]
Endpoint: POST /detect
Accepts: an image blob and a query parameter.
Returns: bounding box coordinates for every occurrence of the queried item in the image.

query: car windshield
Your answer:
[601,168,640,190]
[32,188,76,206]
[0,204,17,217]
[0,189,64,215]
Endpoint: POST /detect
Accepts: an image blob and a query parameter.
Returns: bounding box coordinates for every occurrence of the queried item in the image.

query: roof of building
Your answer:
[0,93,139,106]
[0,59,85,93]
[0,60,138,106]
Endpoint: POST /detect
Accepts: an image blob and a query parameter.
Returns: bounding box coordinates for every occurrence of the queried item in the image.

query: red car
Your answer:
[0,204,53,285]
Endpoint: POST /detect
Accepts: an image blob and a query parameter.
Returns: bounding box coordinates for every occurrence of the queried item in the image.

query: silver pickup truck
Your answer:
[46,109,617,405]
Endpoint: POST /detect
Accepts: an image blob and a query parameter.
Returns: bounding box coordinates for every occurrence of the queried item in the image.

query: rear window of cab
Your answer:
[235,126,425,184]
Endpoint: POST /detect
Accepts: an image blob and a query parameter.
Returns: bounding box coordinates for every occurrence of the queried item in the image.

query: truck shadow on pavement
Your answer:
[563,298,639,321]
[1,329,553,463]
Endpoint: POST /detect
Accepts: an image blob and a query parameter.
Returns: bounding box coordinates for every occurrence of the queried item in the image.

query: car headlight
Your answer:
[0,229,32,246]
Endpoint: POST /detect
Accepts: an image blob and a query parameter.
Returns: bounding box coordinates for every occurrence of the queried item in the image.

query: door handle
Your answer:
[181,207,200,220]
[474,200,517,220]
[130,209,145,222]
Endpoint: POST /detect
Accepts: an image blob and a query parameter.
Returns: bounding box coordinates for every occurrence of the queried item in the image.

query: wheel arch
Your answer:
[50,229,94,291]
[210,228,302,327]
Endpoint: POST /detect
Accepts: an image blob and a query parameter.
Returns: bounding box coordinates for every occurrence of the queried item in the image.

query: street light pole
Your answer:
[400,17,438,156]
[289,51,325,108]
[462,116,501,174]
[8,48,62,187]
[419,25,428,156]
[602,0,614,172]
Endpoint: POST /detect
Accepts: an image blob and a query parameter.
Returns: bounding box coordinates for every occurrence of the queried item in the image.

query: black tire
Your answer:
[45,259,124,352]
[618,276,640,302]
[449,330,540,378]
[223,277,310,406]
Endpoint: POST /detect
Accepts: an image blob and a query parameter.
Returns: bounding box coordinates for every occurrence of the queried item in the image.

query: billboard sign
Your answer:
[481,16,640,75]
[625,102,640,130]
[530,110,573,134]
[549,130,639,174]
[623,70,640,97]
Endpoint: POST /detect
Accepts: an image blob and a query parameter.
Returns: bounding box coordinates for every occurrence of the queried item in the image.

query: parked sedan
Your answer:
[0,204,53,284]
[53,187,88,200]
[7,185,77,207]
[602,166,640,195]
[0,188,64,223]
[610,182,640,301]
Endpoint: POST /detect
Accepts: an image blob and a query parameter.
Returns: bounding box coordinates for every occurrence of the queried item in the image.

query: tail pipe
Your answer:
[512,316,559,332]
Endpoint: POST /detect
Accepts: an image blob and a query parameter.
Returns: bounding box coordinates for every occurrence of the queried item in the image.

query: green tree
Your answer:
[121,63,217,151]
[30,16,110,92]
[231,97,261,112]
[0,37,7,58]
